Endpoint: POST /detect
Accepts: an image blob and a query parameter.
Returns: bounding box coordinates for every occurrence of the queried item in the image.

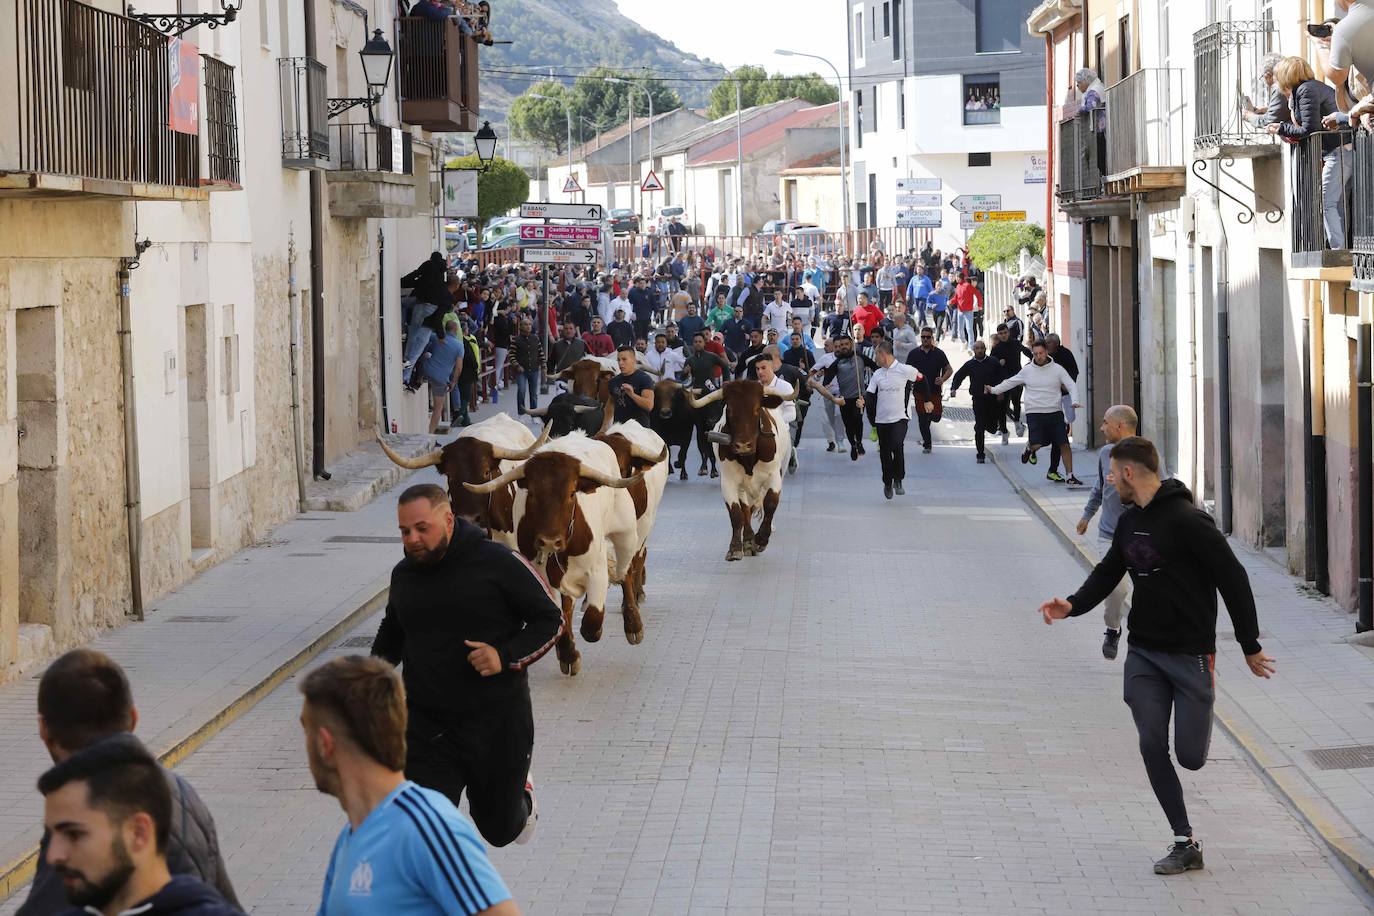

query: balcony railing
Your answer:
[1193,20,1281,153]
[398,17,479,133]
[1291,129,1355,270]
[202,55,240,187]
[12,0,198,189]
[1355,133,1374,288]
[329,123,414,174]
[279,56,329,169]
[1103,68,1187,195]
[1056,109,1106,205]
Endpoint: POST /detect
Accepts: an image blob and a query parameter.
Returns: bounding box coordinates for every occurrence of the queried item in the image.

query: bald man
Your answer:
[1076,405,1144,660]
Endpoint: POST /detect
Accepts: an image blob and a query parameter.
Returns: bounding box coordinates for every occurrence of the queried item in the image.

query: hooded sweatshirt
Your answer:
[61,874,243,916]
[1067,479,1262,657]
[372,518,563,724]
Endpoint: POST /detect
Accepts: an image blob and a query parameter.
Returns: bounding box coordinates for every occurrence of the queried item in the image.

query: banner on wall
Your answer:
[168,38,200,134]
[1024,153,1048,184]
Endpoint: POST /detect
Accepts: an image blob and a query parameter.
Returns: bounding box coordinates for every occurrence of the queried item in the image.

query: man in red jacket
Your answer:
[953,274,982,348]
[852,293,884,339]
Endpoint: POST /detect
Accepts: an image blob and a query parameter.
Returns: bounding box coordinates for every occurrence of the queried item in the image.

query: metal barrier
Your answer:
[1352,132,1374,288]
[609,226,932,265]
[1291,129,1354,268]
[1056,110,1106,203]
[328,122,414,174]
[1193,20,1280,150]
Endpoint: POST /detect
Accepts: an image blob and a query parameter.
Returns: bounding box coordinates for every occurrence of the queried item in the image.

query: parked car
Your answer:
[609,208,640,236]
[654,206,686,235]
[757,219,803,237]
[782,226,839,259]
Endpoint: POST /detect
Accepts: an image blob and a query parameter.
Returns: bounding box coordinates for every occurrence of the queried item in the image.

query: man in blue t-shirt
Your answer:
[303,656,520,916]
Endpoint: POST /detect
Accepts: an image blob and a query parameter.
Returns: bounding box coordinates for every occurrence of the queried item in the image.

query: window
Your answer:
[882,1,890,37]
[872,84,879,127]
[898,80,905,129]
[854,11,864,59]
[1160,0,1170,66]
[871,5,877,41]
[975,0,1024,54]
[1094,32,1105,80]
[968,152,992,167]
[855,89,864,148]
[892,0,903,59]
[1260,0,1275,53]
[1118,16,1132,79]
[963,75,1000,125]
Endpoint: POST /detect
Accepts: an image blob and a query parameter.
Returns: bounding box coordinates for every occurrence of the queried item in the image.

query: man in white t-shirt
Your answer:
[755,353,797,474]
[763,291,791,337]
[864,340,932,499]
[810,339,840,452]
[643,333,686,379]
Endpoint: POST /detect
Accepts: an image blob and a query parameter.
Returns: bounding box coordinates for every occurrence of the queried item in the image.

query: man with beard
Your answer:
[38,740,242,915]
[20,650,238,916]
[302,656,519,915]
[371,485,562,848]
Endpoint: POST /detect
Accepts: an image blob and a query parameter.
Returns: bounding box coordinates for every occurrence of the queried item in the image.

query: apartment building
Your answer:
[847,0,1049,248]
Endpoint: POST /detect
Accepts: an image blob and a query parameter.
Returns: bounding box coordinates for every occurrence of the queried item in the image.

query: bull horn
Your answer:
[522,405,549,417]
[773,385,799,402]
[490,421,550,460]
[597,403,614,435]
[683,387,724,408]
[376,435,443,470]
[571,404,601,414]
[631,442,670,464]
[578,465,645,489]
[462,462,527,494]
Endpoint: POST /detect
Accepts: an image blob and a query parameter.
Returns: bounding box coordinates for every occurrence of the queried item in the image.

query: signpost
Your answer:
[959,212,976,231]
[972,210,1028,223]
[640,170,664,193]
[895,192,942,208]
[895,208,942,228]
[521,247,597,265]
[896,177,941,192]
[519,201,603,220]
[949,194,1002,213]
[519,224,603,243]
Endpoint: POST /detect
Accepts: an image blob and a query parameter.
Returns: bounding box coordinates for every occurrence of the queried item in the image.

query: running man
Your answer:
[819,336,877,460]
[948,339,1006,464]
[987,339,1082,485]
[905,328,952,454]
[861,340,932,498]
[1038,436,1275,876]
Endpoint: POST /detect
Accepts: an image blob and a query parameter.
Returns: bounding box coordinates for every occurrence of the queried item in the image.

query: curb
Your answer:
[988,447,1374,900]
[0,574,391,904]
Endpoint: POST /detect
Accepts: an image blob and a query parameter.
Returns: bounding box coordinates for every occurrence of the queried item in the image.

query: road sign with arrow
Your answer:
[520,201,602,220]
[521,247,597,265]
[949,194,1002,213]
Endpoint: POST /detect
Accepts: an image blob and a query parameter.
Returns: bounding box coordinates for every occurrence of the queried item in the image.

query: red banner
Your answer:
[168,38,200,135]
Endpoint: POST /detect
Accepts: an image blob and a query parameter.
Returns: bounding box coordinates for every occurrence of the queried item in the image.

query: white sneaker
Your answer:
[514,772,538,845]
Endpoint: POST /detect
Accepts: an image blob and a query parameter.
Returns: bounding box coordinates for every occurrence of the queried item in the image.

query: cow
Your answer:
[649,380,696,481]
[685,380,796,562]
[463,432,644,677]
[557,355,616,401]
[375,413,547,549]
[594,421,669,617]
[522,392,603,438]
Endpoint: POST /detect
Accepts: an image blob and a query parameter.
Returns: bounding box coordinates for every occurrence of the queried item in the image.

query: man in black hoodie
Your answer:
[948,339,1006,463]
[1039,437,1276,877]
[372,484,563,847]
[20,650,238,916]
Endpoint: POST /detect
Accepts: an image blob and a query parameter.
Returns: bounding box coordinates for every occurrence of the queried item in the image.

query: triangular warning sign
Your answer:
[640,170,664,193]
[562,174,582,193]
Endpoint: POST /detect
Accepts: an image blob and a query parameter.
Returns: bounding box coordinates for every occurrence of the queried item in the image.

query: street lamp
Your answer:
[327,27,395,121]
[473,121,498,171]
[529,93,574,190]
[775,49,850,240]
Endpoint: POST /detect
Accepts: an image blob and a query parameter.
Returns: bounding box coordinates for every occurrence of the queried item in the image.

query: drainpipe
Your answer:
[305,0,328,480]
[378,225,390,435]
[1129,204,1143,426]
[287,233,308,509]
[117,260,145,621]
[1213,164,1234,534]
[1358,308,1372,631]
[1309,280,1330,593]
[1044,31,1054,282]
[1083,217,1095,448]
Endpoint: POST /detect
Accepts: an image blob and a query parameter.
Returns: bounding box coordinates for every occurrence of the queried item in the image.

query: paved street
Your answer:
[48,400,1366,915]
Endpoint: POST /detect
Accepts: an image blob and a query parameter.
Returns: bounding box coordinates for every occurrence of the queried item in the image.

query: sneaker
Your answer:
[1102,628,1121,660]
[850,447,859,461]
[787,457,798,475]
[1001,432,1009,445]
[870,427,879,442]
[1020,448,1031,464]
[1028,451,1038,465]
[698,465,708,477]
[1153,840,1203,875]
[857,444,866,455]
[894,481,905,495]
[709,467,719,478]
[1046,471,1066,483]
[1015,421,1026,437]
[515,773,539,845]
[826,441,836,452]
[922,444,932,454]
[884,483,893,500]
[1066,475,1084,487]
[976,454,985,464]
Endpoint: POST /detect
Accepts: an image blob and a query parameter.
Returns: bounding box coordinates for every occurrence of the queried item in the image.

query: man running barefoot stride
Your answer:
[1038,436,1276,876]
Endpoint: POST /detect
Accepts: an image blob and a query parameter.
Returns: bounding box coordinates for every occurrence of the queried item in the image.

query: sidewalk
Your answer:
[0,410,502,902]
[989,436,1374,895]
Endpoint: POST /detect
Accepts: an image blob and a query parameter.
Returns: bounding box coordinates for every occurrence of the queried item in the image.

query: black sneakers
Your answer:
[976,454,986,464]
[894,481,905,495]
[884,483,893,500]
[1154,840,1203,875]
[922,444,932,453]
[1102,628,1121,660]
[1066,475,1084,487]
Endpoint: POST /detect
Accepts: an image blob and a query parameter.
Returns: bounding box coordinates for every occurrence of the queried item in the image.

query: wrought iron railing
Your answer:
[14,0,198,187]
[398,17,478,132]
[1056,110,1106,204]
[279,56,329,166]
[1352,132,1374,284]
[329,123,414,174]
[202,55,240,185]
[1104,68,1186,180]
[1193,20,1281,150]
[1291,129,1355,267]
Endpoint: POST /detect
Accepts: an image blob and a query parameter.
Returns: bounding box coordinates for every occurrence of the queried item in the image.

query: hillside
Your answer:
[479,0,722,127]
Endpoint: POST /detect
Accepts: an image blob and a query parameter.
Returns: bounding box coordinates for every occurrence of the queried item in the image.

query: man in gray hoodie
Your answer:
[1075,405,1141,660]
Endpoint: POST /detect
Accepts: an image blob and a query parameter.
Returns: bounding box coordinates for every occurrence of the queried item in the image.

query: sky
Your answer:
[612,0,849,84]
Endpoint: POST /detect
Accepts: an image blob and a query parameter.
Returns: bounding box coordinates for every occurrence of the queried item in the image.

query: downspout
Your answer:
[117,260,144,620]
[1214,163,1233,534]
[1083,217,1095,447]
[1044,31,1054,282]
[287,233,308,509]
[1358,301,1372,631]
[1130,202,1143,425]
[1310,280,1330,593]
[305,0,328,479]
[378,226,390,435]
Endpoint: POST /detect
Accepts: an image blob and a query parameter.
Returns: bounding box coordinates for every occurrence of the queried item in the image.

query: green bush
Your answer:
[967,222,1045,272]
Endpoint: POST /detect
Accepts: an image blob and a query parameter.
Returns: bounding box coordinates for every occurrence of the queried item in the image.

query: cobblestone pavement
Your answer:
[5,394,1372,915]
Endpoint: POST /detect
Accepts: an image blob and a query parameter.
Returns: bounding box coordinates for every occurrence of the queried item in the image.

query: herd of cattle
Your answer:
[378,355,799,675]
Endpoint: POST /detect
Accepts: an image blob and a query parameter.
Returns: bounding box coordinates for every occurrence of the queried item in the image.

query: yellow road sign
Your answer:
[973,210,1028,223]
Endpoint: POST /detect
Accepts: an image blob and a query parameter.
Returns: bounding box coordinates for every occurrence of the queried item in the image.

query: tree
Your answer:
[967,221,1046,272]
[570,67,681,129]
[508,82,572,154]
[706,68,839,118]
[445,155,529,234]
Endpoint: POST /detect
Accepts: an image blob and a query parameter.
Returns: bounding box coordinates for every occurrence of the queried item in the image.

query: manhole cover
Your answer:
[339,636,375,649]
[1308,745,1374,770]
[164,615,236,624]
[325,536,399,544]
[941,406,977,423]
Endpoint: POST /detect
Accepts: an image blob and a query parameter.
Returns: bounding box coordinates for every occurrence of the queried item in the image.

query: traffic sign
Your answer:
[896,177,941,192]
[520,224,602,242]
[973,210,1028,223]
[896,192,941,208]
[959,212,976,230]
[640,170,664,193]
[562,174,582,194]
[949,194,1002,213]
[895,208,942,228]
[521,247,598,265]
[519,201,602,220]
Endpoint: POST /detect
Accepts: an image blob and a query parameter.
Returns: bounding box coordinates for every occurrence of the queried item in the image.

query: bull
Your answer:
[686,380,796,562]
[649,379,720,480]
[463,432,645,676]
[595,421,669,620]
[521,393,603,438]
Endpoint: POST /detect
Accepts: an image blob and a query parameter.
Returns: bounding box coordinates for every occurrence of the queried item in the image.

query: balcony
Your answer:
[325,123,421,219]
[280,56,329,169]
[1193,20,1281,159]
[1291,130,1355,273]
[1103,68,1187,198]
[1,0,235,200]
[1055,109,1128,218]
[398,17,479,133]
[1357,134,1374,290]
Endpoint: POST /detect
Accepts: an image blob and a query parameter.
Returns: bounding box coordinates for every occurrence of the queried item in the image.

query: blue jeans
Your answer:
[1323,146,1352,250]
[957,310,975,345]
[515,369,540,413]
[450,380,472,425]
[914,298,927,327]
[403,302,438,384]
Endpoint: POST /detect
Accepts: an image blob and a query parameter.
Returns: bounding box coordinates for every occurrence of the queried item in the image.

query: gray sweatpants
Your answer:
[1123,645,1216,838]
[1089,536,1130,630]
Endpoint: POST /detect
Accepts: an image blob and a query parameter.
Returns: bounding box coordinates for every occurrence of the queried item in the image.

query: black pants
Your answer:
[972,397,1001,457]
[933,312,948,339]
[972,311,984,340]
[999,387,1022,433]
[876,420,908,484]
[793,398,811,446]
[915,410,935,448]
[1123,647,1215,838]
[840,397,865,451]
[405,703,534,847]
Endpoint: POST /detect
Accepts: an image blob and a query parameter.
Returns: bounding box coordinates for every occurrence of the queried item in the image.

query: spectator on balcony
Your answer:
[1074,68,1107,128]
[1269,56,1349,249]
[1242,53,1292,128]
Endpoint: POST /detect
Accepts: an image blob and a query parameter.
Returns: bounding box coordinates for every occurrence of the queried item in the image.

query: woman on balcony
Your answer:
[1268,56,1348,249]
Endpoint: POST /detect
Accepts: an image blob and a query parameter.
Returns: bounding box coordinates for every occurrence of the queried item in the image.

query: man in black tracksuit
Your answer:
[948,339,1006,463]
[989,322,1024,436]
[1039,437,1275,877]
[372,484,563,847]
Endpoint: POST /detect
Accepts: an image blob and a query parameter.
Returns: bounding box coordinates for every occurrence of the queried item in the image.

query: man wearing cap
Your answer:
[606,308,635,350]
